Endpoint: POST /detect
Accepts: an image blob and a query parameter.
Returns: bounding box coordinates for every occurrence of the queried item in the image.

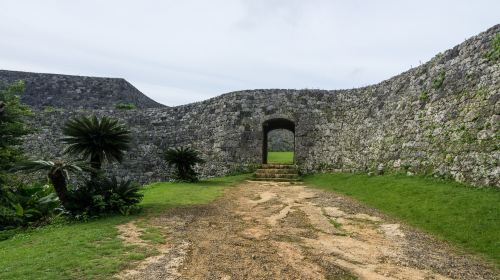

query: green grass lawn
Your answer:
[267,151,294,164]
[0,174,248,280]
[303,173,500,266]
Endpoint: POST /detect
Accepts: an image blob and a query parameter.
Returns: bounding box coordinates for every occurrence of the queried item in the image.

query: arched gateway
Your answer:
[262,118,295,164]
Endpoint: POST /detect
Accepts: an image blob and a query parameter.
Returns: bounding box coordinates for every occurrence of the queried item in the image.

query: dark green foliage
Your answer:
[164,147,205,182]
[62,115,131,176]
[13,160,85,210]
[432,71,445,89]
[67,176,143,218]
[0,81,47,233]
[115,102,136,110]
[13,161,142,219]
[0,183,59,232]
[486,33,500,62]
[0,80,31,184]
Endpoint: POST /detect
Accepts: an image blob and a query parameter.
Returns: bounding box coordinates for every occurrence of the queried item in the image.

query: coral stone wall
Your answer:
[5,25,499,187]
[0,70,163,109]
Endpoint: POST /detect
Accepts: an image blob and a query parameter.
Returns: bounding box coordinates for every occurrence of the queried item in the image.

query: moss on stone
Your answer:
[115,102,136,110]
[432,71,446,90]
[419,91,430,101]
[485,33,500,62]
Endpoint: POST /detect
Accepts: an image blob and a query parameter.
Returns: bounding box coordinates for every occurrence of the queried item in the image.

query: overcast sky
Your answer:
[1,1,498,106]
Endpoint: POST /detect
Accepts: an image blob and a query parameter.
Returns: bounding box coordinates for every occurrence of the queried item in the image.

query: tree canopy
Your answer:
[0,81,31,184]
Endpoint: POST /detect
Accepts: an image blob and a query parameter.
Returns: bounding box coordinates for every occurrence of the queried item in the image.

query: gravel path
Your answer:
[115,181,498,280]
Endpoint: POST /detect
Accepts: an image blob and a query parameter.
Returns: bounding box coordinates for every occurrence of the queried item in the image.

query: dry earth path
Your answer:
[115,181,498,280]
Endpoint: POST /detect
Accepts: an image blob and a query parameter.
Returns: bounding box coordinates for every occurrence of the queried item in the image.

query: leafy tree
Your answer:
[0,80,31,184]
[61,115,131,179]
[13,160,84,209]
[164,147,204,182]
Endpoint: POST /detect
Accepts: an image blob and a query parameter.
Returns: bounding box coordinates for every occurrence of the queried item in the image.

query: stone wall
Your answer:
[0,70,163,109]
[6,25,500,187]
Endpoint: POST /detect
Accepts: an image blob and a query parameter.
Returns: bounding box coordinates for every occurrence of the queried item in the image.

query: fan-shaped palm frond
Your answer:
[164,147,204,182]
[12,160,85,208]
[61,115,131,174]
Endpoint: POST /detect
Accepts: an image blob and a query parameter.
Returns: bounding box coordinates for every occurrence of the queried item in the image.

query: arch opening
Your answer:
[262,118,295,164]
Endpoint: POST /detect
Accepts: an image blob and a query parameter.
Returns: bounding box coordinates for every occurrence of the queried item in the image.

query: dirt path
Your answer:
[115,181,498,280]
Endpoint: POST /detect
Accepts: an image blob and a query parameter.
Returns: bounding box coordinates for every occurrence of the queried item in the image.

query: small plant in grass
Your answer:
[164,147,205,182]
[62,115,131,179]
[115,102,136,110]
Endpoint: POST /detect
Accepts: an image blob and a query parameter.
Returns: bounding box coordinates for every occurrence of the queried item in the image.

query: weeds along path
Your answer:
[115,181,498,280]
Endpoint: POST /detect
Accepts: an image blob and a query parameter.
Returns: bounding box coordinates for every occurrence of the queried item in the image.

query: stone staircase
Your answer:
[252,164,300,182]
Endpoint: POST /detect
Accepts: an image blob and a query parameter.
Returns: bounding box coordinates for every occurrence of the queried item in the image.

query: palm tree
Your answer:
[13,160,83,209]
[164,147,204,182]
[62,115,131,178]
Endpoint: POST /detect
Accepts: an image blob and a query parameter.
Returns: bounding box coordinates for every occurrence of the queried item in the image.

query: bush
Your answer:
[164,147,204,182]
[66,176,143,218]
[0,183,59,231]
[115,103,136,110]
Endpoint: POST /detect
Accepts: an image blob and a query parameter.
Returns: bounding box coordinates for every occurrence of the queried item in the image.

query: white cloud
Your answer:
[0,0,498,106]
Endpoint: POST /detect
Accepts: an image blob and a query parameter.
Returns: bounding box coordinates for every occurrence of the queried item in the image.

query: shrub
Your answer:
[67,176,142,218]
[0,183,59,231]
[13,160,85,210]
[164,147,204,182]
[115,103,136,110]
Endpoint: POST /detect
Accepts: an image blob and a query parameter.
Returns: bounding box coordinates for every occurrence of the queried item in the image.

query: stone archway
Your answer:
[262,118,295,164]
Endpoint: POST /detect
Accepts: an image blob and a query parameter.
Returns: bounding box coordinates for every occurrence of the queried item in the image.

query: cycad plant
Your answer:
[13,160,84,209]
[62,115,131,178]
[164,147,204,182]
[69,176,143,216]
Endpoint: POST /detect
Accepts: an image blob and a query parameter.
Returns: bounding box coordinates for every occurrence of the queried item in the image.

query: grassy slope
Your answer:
[0,174,248,280]
[267,151,294,164]
[303,173,500,265]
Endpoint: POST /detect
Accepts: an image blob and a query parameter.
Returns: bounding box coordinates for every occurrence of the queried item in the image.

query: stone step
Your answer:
[254,173,299,179]
[261,164,297,169]
[255,169,299,175]
[250,178,301,182]
[254,164,300,182]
